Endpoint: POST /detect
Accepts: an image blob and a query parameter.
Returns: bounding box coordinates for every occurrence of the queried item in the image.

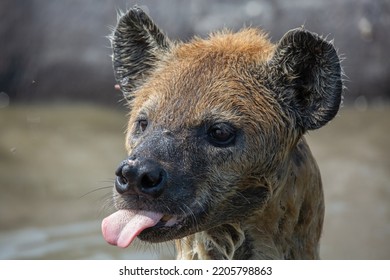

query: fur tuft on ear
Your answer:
[268,28,343,131]
[110,6,171,100]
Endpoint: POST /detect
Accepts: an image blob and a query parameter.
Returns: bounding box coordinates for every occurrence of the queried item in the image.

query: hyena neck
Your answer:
[176,223,252,259]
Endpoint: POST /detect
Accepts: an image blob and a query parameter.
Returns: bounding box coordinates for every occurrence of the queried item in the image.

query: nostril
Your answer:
[139,168,166,198]
[141,171,163,189]
[115,175,128,194]
[118,175,128,185]
[114,162,134,194]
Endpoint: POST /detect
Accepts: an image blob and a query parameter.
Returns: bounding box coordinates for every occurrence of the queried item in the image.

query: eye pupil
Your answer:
[139,120,148,132]
[208,123,236,146]
[212,128,228,141]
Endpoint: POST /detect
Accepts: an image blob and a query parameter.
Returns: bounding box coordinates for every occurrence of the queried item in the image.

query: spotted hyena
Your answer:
[101,7,343,259]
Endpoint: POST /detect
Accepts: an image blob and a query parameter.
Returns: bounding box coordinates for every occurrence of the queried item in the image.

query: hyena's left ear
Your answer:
[111,6,171,100]
[267,28,343,131]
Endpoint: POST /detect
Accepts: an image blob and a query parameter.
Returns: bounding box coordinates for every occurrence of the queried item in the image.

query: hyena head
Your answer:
[102,7,342,250]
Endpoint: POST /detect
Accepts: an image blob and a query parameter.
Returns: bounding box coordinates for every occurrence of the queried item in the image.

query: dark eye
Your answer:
[137,119,148,133]
[207,123,236,146]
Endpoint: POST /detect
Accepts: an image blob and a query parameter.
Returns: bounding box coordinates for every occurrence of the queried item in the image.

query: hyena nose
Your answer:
[115,159,166,198]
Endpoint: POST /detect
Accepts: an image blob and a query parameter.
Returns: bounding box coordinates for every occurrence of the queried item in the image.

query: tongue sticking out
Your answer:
[101,209,164,248]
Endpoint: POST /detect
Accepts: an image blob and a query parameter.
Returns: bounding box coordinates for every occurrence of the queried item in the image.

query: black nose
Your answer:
[115,158,166,198]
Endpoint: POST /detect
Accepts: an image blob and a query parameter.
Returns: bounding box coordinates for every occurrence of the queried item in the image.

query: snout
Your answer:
[115,158,167,198]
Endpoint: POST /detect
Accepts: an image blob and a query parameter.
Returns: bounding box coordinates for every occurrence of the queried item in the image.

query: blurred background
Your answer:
[0,0,389,259]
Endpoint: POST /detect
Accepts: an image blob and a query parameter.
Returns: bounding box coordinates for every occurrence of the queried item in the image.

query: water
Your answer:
[0,220,176,260]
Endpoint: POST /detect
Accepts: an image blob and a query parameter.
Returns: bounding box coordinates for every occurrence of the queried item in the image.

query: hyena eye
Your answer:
[137,119,148,133]
[207,123,236,147]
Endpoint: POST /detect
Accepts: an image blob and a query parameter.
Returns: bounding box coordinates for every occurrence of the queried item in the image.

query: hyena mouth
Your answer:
[101,209,184,248]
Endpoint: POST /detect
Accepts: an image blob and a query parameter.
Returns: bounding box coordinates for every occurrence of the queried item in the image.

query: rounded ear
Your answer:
[110,6,171,100]
[268,28,343,131]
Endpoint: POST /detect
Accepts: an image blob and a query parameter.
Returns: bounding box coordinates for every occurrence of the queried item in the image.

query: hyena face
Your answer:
[102,7,342,252]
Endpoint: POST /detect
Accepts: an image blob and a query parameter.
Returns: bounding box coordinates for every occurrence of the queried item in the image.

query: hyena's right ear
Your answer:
[111,6,171,100]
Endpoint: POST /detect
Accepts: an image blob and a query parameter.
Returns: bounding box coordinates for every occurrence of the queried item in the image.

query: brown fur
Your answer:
[108,7,342,259]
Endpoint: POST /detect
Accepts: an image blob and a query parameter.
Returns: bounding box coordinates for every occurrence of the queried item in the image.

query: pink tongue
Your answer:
[101,209,164,248]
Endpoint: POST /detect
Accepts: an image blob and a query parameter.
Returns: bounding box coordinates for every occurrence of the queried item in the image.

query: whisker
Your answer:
[99,194,118,214]
[79,186,113,199]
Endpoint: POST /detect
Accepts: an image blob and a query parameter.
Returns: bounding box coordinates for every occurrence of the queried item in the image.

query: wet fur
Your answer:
[109,7,342,259]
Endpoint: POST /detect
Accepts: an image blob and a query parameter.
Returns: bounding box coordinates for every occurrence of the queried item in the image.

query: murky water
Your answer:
[0,220,175,260]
